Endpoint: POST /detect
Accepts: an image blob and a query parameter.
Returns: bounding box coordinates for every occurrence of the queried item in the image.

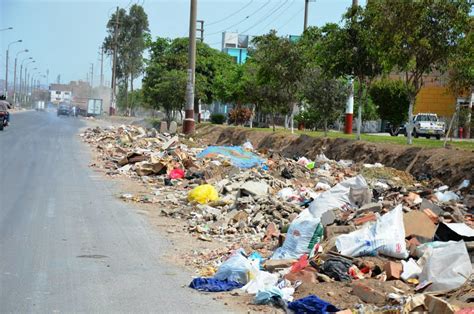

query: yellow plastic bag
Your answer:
[188,184,219,204]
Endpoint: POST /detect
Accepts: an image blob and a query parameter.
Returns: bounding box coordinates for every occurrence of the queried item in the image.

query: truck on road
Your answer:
[405,113,445,140]
[35,101,45,111]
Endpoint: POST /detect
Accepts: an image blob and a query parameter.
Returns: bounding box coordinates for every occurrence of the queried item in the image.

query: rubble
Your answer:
[81,124,474,313]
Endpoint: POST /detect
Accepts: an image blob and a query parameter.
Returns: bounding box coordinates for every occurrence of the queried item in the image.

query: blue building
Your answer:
[221,32,251,65]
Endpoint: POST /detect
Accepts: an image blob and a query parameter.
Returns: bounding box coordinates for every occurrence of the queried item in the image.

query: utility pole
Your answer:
[90,63,94,88]
[304,0,309,30]
[183,0,197,134]
[303,0,316,31]
[110,6,119,115]
[99,46,104,87]
[197,20,204,42]
[344,0,358,135]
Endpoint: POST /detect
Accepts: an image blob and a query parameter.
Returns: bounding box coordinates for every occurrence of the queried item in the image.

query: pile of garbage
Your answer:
[81,125,474,313]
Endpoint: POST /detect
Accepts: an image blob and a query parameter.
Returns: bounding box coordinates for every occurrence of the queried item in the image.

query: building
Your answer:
[389,72,469,120]
[49,84,72,104]
[221,32,251,64]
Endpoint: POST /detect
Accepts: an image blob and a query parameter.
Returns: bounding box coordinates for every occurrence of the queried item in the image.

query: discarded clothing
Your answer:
[288,295,340,314]
[320,256,353,282]
[189,277,243,292]
[197,146,265,169]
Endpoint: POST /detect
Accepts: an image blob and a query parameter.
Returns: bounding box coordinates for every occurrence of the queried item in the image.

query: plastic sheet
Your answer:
[197,146,265,168]
[419,240,472,292]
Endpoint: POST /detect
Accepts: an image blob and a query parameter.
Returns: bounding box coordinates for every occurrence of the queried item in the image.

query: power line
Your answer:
[257,0,296,33]
[207,0,290,45]
[205,0,272,37]
[276,5,305,32]
[206,0,255,26]
[240,0,290,34]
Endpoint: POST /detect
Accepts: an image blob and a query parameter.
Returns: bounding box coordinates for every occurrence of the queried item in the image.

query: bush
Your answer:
[210,113,226,124]
[369,80,410,128]
[228,107,252,125]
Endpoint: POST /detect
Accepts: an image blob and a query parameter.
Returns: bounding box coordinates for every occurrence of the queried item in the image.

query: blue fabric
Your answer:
[197,146,265,169]
[288,295,340,314]
[189,277,243,292]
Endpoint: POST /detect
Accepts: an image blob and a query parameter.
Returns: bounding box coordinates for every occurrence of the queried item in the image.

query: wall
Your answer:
[414,86,456,118]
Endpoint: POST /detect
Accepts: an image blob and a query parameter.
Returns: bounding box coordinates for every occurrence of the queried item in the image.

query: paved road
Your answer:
[0,111,229,313]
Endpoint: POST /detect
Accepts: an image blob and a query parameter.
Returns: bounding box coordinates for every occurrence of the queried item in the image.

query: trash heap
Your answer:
[81,125,474,313]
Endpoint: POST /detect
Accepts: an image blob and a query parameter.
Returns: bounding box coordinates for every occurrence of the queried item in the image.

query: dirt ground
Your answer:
[195,125,474,188]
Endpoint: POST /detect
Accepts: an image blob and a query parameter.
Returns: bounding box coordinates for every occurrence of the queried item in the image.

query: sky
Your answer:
[1,0,365,87]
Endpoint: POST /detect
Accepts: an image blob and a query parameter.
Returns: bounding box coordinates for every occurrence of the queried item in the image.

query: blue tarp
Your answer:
[189,278,244,292]
[288,295,340,314]
[197,146,265,169]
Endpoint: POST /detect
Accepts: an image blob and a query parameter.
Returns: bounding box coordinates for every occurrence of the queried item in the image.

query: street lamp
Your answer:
[23,60,35,103]
[13,49,28,104]
[4,39,22,98]
[0,27,13,32]
[19,57,33,105]
[27,67,38,103]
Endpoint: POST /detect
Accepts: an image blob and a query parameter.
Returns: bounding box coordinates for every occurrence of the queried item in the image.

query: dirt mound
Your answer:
[195,125,474,187]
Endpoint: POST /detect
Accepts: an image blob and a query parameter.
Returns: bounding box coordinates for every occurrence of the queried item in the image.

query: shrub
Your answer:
[228,107,252,125]
[210,113,226,124]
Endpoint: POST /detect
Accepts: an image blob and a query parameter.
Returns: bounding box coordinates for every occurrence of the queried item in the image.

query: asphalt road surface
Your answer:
[0,111,229,313]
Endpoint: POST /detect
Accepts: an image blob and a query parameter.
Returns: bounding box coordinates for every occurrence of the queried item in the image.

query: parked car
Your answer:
[57,103,71,116]
[405,113,445,140]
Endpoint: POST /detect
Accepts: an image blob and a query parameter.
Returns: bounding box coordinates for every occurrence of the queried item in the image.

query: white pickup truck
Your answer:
[405,113,445,140]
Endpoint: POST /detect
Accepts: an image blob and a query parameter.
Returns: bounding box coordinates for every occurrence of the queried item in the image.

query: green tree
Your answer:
[369,80,410,135]
[368,0,471,144]
[312,6,383,140]
[301,67,350,136]
[103,5,149,115]
[448,17,474,138]
[251,30,304,131]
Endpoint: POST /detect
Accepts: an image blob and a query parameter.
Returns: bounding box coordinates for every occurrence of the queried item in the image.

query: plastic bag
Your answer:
[277,187,296,201]
[169,168,185,179]
[242,141,254,151]
[434,191,459,202]
[418,240,472,292]
[272,210,322,259]
[309,175,369,218]
[214,249,258,284]
[336,205,408,259]
[241,270,279,294]
[187,184,219,204]
[401,258,422,281]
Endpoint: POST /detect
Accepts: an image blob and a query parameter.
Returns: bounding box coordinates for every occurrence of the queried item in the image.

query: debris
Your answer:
[403,210,437,240]
[320,256,353,282]
[434,222,474,242]
[352,283,386,306]
[419,240,472,292]
[384,261,403,280]
[336,205,408,259]
[81,124,473,312]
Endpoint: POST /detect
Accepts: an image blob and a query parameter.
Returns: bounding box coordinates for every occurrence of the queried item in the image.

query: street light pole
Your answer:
[183,0,197,134]
[19,57,33,105]
[4,40,22,98]
[13,49,28,105]
[28,68,37,104]
[23,61,35,103]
